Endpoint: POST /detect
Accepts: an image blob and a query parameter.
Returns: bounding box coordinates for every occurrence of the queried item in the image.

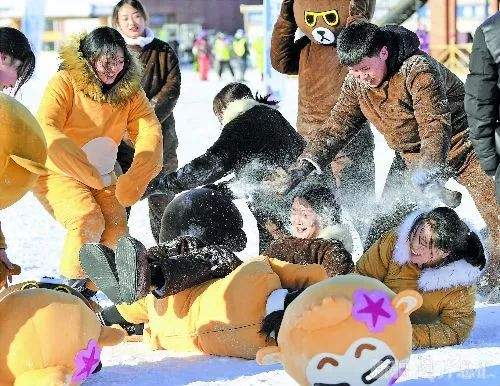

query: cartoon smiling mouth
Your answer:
[361,355,396,384]
[314,383,350,386]
[313,355,396,386]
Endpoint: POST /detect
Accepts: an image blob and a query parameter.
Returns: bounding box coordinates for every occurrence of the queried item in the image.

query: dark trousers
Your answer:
[117,117,179,243]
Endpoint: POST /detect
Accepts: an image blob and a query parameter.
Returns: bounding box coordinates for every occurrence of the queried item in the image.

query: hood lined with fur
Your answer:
[59,33,143,105]
[393,210,486,292]
[221,98,263,125]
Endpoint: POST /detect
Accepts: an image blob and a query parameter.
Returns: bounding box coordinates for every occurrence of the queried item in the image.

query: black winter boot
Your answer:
[115,236,151,304]
[79,243,121,304]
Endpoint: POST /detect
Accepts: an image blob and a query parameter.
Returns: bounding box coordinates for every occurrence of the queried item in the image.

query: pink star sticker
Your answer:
[352,289,397,333]
[72,339,102,383]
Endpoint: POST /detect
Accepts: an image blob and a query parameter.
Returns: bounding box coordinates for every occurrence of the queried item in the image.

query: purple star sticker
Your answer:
[352,289,397,333]
[72,339,102,383]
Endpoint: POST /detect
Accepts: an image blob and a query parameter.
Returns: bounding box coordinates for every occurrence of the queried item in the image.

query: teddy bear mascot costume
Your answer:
[271,0,377,241]
[0,92,48,287]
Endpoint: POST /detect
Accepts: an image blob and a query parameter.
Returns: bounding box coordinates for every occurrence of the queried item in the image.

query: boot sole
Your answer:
[115,236,146,304]
[79,244,121,304]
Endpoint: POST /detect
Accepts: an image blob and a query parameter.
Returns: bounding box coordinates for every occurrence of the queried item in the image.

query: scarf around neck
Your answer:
[121,27,155,48]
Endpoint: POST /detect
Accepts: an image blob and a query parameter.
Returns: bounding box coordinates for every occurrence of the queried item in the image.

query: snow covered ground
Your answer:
[1,53,498,385]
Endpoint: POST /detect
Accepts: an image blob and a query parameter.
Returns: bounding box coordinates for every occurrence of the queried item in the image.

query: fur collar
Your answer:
[318,225,353,254]
[222,98,261,125]
[393,210,485,292]
[122,27,155,48]
[59,33,143,106]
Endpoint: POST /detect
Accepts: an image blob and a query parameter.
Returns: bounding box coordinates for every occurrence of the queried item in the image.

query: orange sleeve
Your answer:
[115,90,163,207]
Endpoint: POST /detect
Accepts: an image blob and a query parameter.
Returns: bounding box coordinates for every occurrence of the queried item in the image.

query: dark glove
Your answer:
[283,160,317,195]
[412,168,462,208]
[202,182,235,199]
[280,0,296,23]
[143,171,183,198]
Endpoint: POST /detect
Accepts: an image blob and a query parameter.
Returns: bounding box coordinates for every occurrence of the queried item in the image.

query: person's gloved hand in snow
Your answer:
[412,168,462,208]
[266,160,317,196]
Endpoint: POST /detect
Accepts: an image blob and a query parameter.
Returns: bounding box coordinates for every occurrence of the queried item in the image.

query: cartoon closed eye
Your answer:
[305,338,405,386]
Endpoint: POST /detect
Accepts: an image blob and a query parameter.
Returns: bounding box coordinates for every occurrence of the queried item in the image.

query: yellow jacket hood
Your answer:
[59,33,143,106]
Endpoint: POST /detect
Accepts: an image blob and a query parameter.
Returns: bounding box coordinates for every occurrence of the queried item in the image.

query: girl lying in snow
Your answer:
[356,206,487,348]
[80,190,423,386]
[264,183,355,277]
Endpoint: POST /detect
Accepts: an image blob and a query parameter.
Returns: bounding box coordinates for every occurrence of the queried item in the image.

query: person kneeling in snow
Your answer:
[80,187,327,357]
[356,206,486,348]
[264,183,354,277]
[144,82,305,251]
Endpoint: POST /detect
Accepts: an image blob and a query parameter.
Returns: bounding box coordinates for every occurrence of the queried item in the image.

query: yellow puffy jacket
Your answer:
[117,257,327,359]
[355,212,480,349]
[37,34,163,206]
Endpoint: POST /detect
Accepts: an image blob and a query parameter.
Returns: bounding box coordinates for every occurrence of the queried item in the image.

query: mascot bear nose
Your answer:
[317,30,325,36]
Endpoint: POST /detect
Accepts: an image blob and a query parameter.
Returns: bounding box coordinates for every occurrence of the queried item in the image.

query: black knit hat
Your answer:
[159,188,247,252]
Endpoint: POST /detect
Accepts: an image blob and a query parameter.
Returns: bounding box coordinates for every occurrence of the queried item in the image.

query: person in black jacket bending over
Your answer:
[145,82,306,251]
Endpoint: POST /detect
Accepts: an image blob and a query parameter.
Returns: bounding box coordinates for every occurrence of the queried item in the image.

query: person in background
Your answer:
[214,33,234,80]
[0,27,36,287]
[264,183,354,277]
[233,29,249,81]
[34,27,163,286]
[193,31,212,81]
[112,0,181,243]
[357,207,486,348]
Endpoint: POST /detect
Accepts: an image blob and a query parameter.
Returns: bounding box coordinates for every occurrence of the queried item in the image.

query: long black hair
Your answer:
[213,82,279,119]
[0,27,35,94]
[409,207,486,270]
[112,0,149,28]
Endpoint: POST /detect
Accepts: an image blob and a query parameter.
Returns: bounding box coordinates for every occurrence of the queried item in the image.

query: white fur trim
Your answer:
[418,260,484,291]
[81,137,118,175]
[299,157,322,175]
[122,27,155,48]
[318,224,353,254]
[266,288,288,316]
[221,98,261,126]
[393,210,424,265]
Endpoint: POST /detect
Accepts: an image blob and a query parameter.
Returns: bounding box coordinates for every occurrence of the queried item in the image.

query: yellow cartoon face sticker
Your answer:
[305,337,408,386]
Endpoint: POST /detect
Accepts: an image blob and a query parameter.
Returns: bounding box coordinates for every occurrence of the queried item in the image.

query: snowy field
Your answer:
[1,53,498,385]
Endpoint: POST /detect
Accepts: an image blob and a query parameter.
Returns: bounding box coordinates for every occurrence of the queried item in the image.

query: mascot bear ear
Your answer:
[256,346,282,365]
[392,290,423,315]
[10,155,48,175]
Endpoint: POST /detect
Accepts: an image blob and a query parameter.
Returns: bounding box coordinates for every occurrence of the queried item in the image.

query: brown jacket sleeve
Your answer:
[406,59,452,170]
[150,46,181,122]
[301,76,365,170]
[270,0,308,75]
[264,238,354,277]
[0,223,6,249]
[355,231,394,281]
[412,287,476,348]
